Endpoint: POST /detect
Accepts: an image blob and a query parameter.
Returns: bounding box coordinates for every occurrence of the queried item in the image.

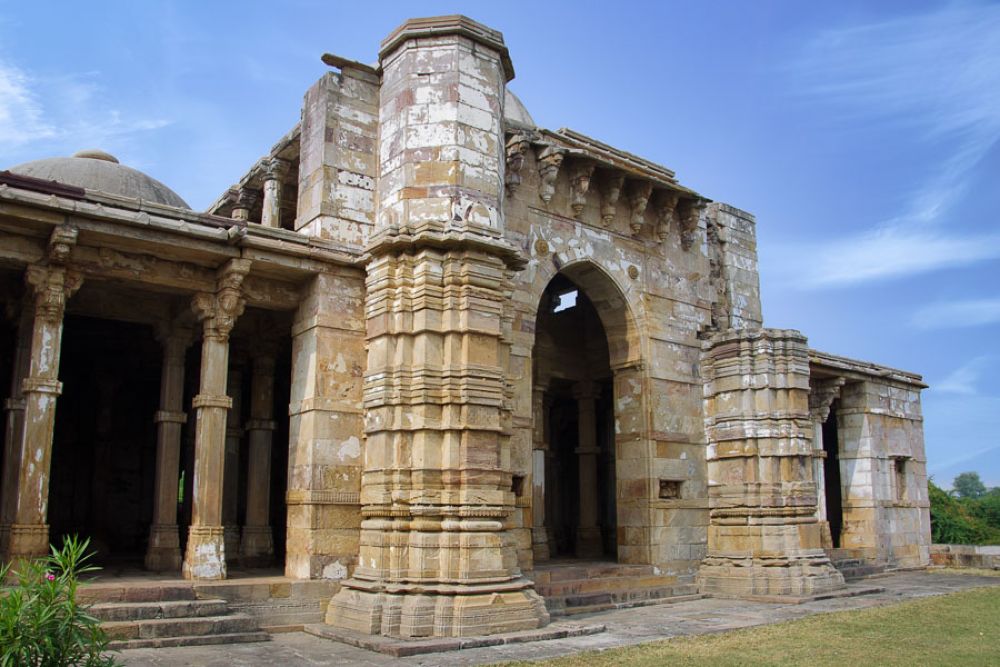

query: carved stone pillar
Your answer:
[232,187,258,222]
[261,158,289,228]
[531,386,550,561]
[0,305,33,557]
[809,377,845,550]
[182,259,249,580]
[698,329,844,597]
[573,382,602,558]
[145,322,192,571]
[222,362,244,564]
[8,261,82,559]
[240,354,276,567]
[325,16,548,639]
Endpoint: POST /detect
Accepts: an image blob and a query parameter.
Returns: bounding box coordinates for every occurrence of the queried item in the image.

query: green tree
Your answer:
[952,471,987,499]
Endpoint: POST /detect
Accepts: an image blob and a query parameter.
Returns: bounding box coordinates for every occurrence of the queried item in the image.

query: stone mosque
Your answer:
[0,16,930,643]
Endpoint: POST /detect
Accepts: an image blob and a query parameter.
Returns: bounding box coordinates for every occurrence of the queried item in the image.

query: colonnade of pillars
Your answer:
[531,380,605,561]
[1,254,280,580]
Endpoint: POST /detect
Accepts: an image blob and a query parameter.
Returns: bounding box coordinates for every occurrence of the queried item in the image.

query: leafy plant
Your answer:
[929,480,1000,545]
[0,535,120,667]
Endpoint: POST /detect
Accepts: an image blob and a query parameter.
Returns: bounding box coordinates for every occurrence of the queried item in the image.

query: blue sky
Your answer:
[2,1,997,487]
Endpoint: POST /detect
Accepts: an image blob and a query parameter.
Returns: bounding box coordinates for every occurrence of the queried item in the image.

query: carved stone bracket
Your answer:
[600,172,625,227]
[504,133,531,197]
[655,192,679,244]
[679,198,705,251]
[809,377,846,423]
[568,160,595,219]
[536,145,565,204]
[47,225,78,264]
[191,259,251,342]
[628,181,653,236]
[232,187,260,221]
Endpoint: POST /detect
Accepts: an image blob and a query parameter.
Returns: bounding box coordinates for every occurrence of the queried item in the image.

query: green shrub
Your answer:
[929,481,1000,545]
[0,536,120,667]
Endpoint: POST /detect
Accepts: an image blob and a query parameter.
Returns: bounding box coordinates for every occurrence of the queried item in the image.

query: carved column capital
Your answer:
[628,181,653,236]
[24,265,82,325]
[192,259,251,342]
[263,157,291,182]
[809,377,846,423]
[47,225,78,264]
[536,145,565,204]
[232,187,260,221]
[568,160,595,219]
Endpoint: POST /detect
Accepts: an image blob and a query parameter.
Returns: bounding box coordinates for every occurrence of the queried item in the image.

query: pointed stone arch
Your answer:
[526,257,652,566]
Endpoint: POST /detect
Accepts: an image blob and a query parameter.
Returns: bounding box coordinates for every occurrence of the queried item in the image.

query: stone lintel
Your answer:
[378,15,515,81]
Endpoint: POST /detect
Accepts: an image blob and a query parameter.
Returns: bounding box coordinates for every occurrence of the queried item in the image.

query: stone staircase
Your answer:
[81,582,269,650]
[533,561,700,617]
[830,557,890,581]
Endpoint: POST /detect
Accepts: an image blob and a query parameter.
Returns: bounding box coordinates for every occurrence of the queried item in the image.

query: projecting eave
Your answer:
[809,349,928,389]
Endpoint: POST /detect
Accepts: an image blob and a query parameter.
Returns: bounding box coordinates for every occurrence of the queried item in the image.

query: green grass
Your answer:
[499,587,1000,667]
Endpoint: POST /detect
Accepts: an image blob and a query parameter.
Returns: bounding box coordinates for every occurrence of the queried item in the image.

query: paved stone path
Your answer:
[119,570,999,666]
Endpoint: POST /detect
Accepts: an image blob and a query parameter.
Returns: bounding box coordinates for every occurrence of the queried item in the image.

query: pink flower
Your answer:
[46,573,55,581]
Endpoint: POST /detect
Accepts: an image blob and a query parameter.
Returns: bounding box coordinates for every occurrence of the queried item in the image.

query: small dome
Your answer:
[504,89,535,127]
[7,150,190,209]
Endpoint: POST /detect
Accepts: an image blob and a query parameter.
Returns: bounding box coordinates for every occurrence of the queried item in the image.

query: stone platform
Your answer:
[117,570,1000,665]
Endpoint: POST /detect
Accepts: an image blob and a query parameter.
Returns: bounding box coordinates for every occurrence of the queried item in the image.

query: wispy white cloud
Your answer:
[0,61,55,145]
[0,59,171,158]
[784,4,1000,288]
[912,298,1000,330]
[934,356,994,395]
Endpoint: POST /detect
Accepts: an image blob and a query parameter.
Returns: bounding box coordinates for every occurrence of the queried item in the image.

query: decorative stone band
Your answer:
[191,394,233,410]
[20,377,63,396]
[187,525,225,539]
[360,506,510,519]
[285,490,360,506]
[3,398,25,412]
[245,419,277,432]
[154,410,187,424]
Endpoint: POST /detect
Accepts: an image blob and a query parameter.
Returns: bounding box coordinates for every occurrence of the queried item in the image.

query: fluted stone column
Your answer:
[573,382,602,558]
[325,16,548,639]
[698,329,844,598]
[222,363,244,564]
[809,377,844,550]
[145,323,192,571]
[531,386,550,561]
[240,354,276,567]
[183,259,249,580]
[261,158,289,228]
[8,260,82,559]
[0,305,33,557]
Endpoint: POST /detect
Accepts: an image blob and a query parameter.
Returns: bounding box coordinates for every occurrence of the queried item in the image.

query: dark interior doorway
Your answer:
[822,400,844,549]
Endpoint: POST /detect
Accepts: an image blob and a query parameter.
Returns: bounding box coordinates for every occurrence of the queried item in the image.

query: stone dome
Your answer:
[504,89,535,127]
[8,150,190,209]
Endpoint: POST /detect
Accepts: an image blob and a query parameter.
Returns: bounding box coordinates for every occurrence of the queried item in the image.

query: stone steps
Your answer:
[81,582,270,650]
[533,562,700,617]
[831,558,890,581]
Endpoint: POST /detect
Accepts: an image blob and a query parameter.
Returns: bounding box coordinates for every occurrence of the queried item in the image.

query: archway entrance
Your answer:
[533,272,618,560]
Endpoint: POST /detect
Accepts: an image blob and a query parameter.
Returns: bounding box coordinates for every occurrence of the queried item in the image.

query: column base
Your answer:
[182,526,227,580]
[6,523,49,559]
[145,524,182,571]
[531,528,550,562]
[325,579,550,638]
[239,525,274,568]
[223,524,241,564]
[574,527,603,559]
[698,552,845,598]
